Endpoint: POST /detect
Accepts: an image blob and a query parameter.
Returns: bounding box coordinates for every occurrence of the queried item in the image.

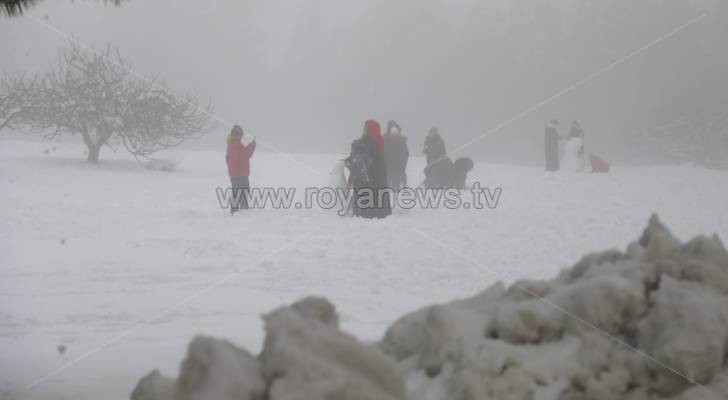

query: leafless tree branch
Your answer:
[2,41,214,164]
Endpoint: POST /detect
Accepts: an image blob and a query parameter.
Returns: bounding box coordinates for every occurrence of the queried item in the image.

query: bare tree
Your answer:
[13,42,215,163]
[120,84,214,160]
[0,73,47,132]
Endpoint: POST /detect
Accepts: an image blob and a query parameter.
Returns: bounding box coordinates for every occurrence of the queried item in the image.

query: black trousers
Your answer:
[230,176,250,211]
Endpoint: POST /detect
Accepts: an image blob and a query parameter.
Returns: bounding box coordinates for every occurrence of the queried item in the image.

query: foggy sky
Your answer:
[1,0,724,164]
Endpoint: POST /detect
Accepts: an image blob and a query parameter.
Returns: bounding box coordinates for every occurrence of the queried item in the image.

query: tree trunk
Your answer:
[81,129,111,164]
[87,144,102,163]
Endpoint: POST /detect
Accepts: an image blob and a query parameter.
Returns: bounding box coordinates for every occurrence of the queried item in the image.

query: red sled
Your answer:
[590,154,610,173]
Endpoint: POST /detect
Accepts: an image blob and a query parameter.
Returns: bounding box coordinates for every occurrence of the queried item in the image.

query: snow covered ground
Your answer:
[1,138,727,400]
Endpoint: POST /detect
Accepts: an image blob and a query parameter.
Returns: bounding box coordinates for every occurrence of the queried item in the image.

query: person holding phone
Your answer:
[226,125,256,214]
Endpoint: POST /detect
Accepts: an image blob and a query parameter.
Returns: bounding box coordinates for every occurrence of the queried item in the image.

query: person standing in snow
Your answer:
[423,127,446,165]
[383,120,409,190]
[226,125,256,214]
[423,127,454,188]
[544,119,560,172]
[346,120,391,219]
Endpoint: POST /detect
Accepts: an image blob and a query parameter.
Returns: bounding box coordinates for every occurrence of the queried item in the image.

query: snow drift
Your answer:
[132,215,728,400]
[132,296,405,400]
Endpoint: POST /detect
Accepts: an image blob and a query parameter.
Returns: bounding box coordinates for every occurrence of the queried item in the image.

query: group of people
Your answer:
[343,120,476,219]
[224,120,476,218]
[422,127,474,189]
[544,119,610,173]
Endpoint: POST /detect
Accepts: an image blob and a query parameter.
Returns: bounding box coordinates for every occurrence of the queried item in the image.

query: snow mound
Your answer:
[175,336,265,400]
[131,215,728,400]
[131,297,405,400]
[131,335,265,400]
[131,370,175,400]
[379,214,728,399]
[260,297,406,400]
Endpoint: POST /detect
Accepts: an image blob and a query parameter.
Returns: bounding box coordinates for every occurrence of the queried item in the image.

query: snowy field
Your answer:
[1,138,727,400]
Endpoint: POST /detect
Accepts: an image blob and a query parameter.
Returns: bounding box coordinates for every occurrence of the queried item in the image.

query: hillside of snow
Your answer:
[1,139,727,400]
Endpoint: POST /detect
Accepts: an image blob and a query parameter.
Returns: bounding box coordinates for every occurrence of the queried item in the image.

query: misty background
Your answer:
[2,0,726,165]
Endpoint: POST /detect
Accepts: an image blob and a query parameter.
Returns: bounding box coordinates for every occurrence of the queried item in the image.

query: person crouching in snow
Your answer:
[226,125,256,215]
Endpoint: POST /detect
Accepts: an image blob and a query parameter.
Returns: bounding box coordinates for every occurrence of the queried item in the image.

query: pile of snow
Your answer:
[132,297,406,400]
[131,215,728,399]
[381,214,728,400]
[560,137,587,172]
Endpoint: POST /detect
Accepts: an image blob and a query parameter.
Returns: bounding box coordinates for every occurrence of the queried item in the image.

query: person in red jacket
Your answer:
[226,125,256,214]
[363,119,384,154]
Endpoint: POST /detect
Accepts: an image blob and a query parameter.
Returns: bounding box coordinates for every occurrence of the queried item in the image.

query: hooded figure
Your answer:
[363,120,384,154]
[226,125,256,214]
[383,120,409,190]
[544,120,560,172]
[422,127,454,188]
[346,120,392,219]
[423,127,447,165]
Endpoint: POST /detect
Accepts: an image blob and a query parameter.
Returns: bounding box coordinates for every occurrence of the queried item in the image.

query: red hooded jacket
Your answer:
[226,136,255,177]
[363,120,384,154]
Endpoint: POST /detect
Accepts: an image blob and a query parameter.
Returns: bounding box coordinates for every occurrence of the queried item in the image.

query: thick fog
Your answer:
[5,2,728,400]
[2,0,725,165]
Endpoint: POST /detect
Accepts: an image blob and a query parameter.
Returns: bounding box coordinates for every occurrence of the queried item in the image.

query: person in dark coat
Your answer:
[422,127,453,188]
[346,120,392,219]
[226,125,256,214]
[544,119,560,172]
[423,127,446,165]
[383,120,409,190]
[452,157,474,188]
[345,139,369,218]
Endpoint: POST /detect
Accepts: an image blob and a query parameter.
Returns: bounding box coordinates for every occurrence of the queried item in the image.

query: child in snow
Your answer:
[226,125,256,214]
[346,139,372,189]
